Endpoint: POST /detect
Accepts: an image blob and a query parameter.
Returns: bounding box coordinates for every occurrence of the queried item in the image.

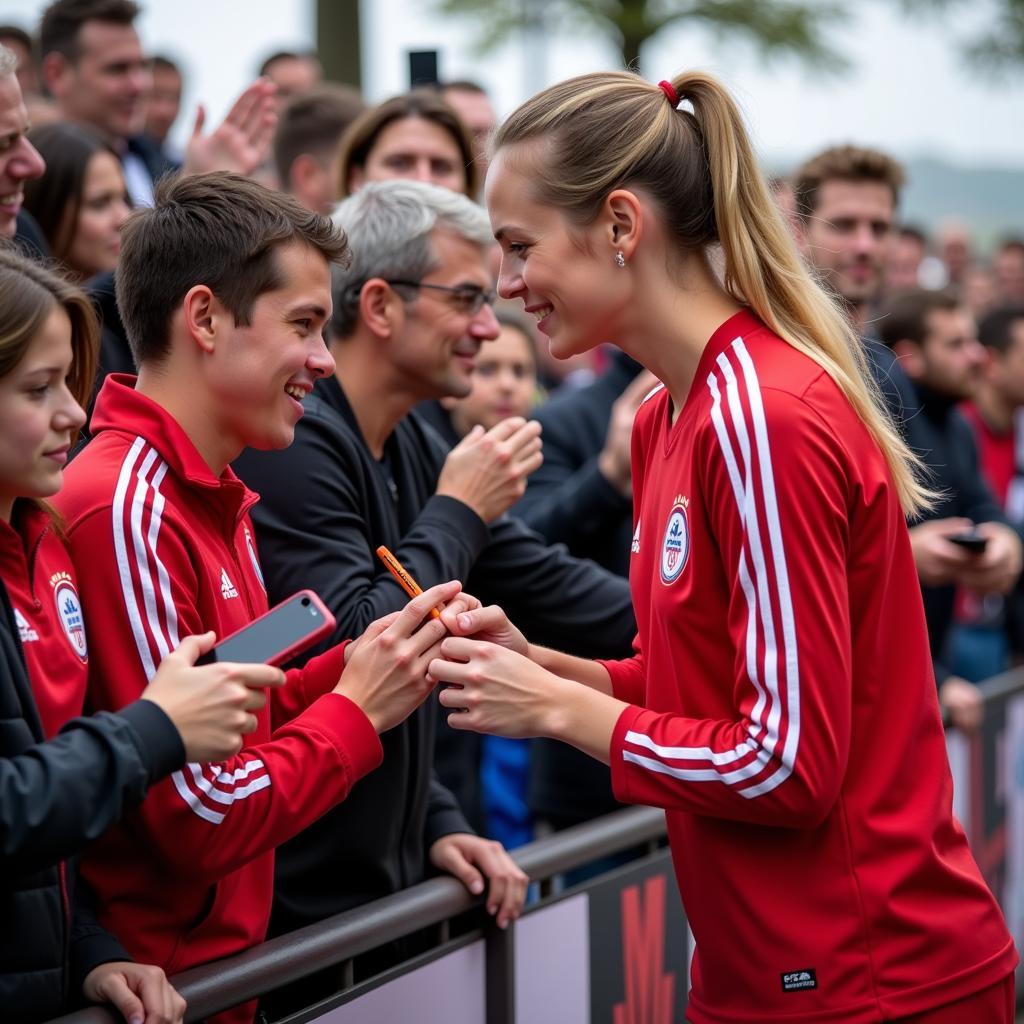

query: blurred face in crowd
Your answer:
[444,322,536,435]
[887,232,925,292]
[0,36,39,96]
[65,149,130,278]
[995,245,1024,303]
[0,73,45,238]
[984,316,1024,412]
[264,55,321,102]
[144,63,182,144]
[0,305,85,522]
[939,225,972,283]
[443,86,496,179]
[962,265,997,319]
[45,20,150,141]
[798,178,896,310]
[388,227,499,400]
[350,116,467,195]
[898,306,985,401]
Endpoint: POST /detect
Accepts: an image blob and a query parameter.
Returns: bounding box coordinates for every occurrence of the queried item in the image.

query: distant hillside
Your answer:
[774,156,1024,252]
[899,158,1024,247]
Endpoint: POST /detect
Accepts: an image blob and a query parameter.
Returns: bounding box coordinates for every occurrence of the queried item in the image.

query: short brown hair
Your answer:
[792,145,905,222]
[116,171,350,365]
[337,90,478,198]
[40,0,139,62]
[878,288,960,349]
[274,83,365,188]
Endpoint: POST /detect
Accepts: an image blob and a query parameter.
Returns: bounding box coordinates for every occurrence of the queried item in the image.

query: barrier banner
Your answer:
[586,850,689,1024]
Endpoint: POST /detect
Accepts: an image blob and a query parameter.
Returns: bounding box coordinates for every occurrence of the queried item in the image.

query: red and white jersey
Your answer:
[601,311,1016,1022]
[55,375,383,1019]
[0,502,88,738]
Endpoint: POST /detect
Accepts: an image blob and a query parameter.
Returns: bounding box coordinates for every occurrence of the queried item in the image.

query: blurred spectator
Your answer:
[878,289,1022,728]
[959,305,1024,671]
[39,0,153,201]
[963,263,998,319]
[792,144,904,334]
[437,308,539,435]
[258,48,321,102]
[337,89,478,198]
[274,82,365,215]
[234,182,630,1012]
[0,45,46,242]
[39,0,276,205]
[887,224,928,292]
[768,173,798,233]
[141,53,182,161]
[23,123,130,281]
[0,24,40,97]
[939,220,973,290]
[441,79,496,186]
[994,237,1024,304]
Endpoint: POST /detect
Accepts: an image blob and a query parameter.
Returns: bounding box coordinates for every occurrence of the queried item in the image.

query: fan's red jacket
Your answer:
[600,311,1016,1023]
[55,376,383,1021]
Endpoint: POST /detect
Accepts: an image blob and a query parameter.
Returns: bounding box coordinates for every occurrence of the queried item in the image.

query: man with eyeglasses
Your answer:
[234,180,634,1014]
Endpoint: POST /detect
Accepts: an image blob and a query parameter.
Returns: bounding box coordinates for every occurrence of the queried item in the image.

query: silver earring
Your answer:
[615,250,626,268]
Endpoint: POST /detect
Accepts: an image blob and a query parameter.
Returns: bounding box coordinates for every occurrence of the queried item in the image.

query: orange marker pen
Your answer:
[376,545,443,620]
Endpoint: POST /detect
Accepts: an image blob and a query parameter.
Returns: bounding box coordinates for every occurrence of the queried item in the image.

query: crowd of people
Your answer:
[1,0,1023,1022]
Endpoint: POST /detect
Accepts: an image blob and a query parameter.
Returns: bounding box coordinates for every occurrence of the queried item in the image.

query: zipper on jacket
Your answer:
[58,859,72,1003]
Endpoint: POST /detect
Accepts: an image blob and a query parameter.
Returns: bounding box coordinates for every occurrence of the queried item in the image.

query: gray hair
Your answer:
[0,45,18,78]
[329,179,493,338]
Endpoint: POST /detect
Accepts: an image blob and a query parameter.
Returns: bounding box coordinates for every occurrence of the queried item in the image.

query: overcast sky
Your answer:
[1,0,1021,169]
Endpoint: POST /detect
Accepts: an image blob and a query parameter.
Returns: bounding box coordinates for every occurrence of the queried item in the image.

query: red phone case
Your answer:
[205,590,336,667]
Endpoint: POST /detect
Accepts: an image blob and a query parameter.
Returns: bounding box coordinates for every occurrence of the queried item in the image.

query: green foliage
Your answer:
[434,0,851,72]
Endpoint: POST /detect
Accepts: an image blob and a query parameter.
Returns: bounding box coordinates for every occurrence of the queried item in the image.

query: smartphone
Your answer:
[197,590,335,666]
[948,530,989,554]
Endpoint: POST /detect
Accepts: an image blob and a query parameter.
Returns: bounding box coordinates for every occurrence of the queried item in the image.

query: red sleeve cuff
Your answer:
[597,656,645,705]
[609,703,645,806]
[288,640,350,704]
[296,691,383,783]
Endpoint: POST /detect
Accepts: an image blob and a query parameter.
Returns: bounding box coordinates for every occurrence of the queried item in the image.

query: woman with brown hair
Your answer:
[429,70,1017,1022]
[336,89,478,198]
[23,123,130,280]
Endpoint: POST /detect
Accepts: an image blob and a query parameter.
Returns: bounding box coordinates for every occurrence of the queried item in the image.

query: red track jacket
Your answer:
[601,311,1016,1022]
[55,376,383,1021]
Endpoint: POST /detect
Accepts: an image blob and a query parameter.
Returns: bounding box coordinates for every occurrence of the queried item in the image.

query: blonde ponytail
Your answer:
[673,71,932,515]
[494,70,934,516]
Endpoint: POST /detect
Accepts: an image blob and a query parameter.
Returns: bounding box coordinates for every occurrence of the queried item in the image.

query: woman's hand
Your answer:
[430,637,559,738]
[439,600,528,657]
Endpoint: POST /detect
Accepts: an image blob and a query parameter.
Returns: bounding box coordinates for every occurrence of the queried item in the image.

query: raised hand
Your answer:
[183,79,278,178]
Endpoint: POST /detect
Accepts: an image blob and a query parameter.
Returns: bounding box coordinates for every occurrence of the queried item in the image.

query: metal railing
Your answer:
[48,665,1024,1023]
[49,805,667,1024]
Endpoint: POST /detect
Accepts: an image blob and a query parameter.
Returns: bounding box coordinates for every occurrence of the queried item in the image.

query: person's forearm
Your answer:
[527,643,614,694]
[542,678,628,765]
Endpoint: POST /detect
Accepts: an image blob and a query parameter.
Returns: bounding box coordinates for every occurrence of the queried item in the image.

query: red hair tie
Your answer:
[657,79,679,106]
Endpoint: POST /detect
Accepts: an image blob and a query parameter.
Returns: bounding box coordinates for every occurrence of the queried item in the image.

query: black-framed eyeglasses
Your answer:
[385,279,497,316]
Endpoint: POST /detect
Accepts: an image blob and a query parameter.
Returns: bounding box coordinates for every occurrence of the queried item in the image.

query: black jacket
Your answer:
[867,341,1008,682]
[0,578,184,1021]
[234,376,636,931]
[513,350,642,578]
[416,366,642,825]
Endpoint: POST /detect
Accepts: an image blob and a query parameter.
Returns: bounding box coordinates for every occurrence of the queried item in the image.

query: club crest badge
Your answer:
[52,573,87,661]
[660,495,690,585]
